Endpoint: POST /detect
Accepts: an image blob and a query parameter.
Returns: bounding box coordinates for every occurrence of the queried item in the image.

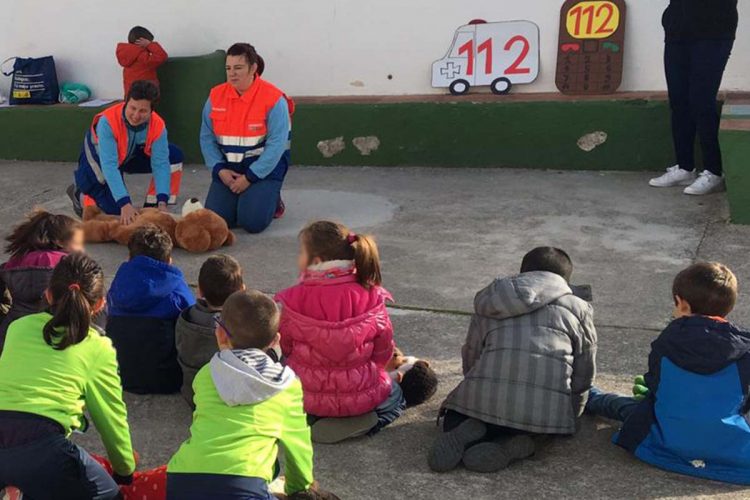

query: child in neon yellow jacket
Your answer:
[0,253,135,499]
[167,289,338,499]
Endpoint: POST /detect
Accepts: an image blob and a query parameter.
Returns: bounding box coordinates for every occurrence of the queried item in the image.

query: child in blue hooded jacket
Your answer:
[586,262,750,485]
[106,224,194,394]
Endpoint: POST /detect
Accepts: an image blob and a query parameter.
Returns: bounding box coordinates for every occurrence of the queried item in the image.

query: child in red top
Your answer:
[116,26,168,98]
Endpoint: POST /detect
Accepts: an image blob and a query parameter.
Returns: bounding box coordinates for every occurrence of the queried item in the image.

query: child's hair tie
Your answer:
[347,233,358,245]
[68,283,81,291]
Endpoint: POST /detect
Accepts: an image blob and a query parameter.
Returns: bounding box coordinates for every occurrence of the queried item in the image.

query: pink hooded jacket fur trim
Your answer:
[275,260,395,417]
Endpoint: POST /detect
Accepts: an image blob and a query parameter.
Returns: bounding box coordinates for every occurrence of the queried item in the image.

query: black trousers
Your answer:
[664,39,733,175]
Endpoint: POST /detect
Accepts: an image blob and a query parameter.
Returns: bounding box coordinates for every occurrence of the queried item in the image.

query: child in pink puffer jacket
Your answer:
[275,220,405,444]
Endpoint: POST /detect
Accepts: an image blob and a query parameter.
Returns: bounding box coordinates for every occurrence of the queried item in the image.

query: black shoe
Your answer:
[66,184,83,218]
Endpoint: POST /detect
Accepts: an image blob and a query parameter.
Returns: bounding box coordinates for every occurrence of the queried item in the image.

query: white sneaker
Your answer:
[649,165,696,187]
[683,170,725,195]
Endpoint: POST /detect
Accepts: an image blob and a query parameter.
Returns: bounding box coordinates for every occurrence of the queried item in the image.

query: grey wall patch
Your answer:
[352,136,381,156]
[577,131,608,152]
[350,80,365,87]
[317,137,346,158]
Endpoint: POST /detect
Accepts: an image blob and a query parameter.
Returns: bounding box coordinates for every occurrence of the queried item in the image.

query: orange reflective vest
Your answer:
[208,78,293,166]
[90,102,166,165]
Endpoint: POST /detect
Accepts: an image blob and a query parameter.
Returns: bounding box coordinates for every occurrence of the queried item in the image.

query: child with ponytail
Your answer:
[0,253,136,499]
[275,221,405,444]
[0,210,84,353]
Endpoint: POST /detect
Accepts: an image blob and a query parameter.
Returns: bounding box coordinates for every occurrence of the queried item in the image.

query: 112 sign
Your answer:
[566,0,621,39]
[432,20,540,95]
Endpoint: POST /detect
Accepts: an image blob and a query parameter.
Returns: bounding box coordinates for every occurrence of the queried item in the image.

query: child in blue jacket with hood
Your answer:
[107,223,194,394]
[586,262,750,484]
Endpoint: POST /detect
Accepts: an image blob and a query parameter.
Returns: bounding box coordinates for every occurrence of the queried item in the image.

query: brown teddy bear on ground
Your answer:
[176,199,235,253]
[82,205,177,246]
[82,200,234,253]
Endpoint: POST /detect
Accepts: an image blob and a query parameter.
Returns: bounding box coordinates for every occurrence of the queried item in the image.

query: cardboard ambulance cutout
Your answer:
[432,19,540,95]
[555,0,627,94]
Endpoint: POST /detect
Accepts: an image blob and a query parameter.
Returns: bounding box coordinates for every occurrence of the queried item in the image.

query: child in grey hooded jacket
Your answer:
[429,247,597,473]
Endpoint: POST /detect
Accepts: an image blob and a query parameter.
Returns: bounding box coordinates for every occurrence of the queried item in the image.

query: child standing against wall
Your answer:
[116,26,168,98]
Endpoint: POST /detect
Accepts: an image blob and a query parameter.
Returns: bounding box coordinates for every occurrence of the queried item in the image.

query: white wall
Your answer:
[1,0,748,99]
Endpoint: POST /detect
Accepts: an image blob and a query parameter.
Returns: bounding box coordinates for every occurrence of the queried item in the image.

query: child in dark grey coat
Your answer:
[175,255,244,407]
[429,247,597,473]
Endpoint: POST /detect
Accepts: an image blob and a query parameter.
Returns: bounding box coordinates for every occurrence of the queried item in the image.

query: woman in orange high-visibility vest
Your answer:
[200,43,293,233]
[69,81,183,226]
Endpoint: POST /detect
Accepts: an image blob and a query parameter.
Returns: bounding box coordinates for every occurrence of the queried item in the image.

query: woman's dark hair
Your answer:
[299,221,381,289]
[126,80,160,106]
[43,253,105,350]
[226,43,265,76]
[128,26,154,44]
[5,210,82,259]
[520,246,573,282]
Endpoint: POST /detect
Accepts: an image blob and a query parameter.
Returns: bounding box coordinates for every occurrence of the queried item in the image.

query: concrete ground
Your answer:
[2,160,750,499]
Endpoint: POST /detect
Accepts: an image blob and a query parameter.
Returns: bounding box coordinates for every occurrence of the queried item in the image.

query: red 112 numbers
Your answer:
[458,35,531,76]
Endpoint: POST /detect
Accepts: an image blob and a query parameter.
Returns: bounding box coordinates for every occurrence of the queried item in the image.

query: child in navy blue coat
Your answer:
[107,223,194,394]
[587,262,750,484]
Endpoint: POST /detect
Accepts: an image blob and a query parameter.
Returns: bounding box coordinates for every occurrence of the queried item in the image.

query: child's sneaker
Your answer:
[683,170,725,195]
[428,418,487,472]
[273,198,285,219]
[66,184,83,218]
[311,412,378,444]
[462,434,536,473]
[0,486,23,500]
[649,165,696,188]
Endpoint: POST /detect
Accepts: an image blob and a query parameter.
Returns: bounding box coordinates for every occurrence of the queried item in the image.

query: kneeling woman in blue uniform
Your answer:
[200,43,293,234]
[70,80,183,225]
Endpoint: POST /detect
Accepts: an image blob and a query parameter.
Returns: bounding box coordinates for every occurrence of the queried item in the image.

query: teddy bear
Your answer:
[82,199,234,253]
[82,205,177,246]
[175,198,235,253]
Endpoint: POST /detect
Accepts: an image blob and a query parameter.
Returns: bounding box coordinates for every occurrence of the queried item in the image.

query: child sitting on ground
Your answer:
[0,210,84,354]
[386,347,439,407]
[175,254,245,407]
[167,290,338,499]
[107,224,194,394]
[116,26,168,98]
[275,221,404,444]
[0,253,135,498]
[430,247,597,473]
[586,262,750,485]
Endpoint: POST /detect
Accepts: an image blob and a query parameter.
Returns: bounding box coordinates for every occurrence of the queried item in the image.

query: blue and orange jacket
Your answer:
[616,316,750,484]
[76,102,172,207]
[199,78,294,184]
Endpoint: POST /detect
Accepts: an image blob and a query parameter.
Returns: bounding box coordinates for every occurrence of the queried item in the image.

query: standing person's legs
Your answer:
[688,40,734,176]
[205,180,240,228]
[236,180,283,234]
[0,434,120,500]
[584,386,641,422]
[665,41,696,172]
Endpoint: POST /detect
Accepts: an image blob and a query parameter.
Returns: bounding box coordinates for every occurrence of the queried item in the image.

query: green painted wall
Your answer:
[721,129,750,224]
[0,97,676,171]
[292,99,674,170]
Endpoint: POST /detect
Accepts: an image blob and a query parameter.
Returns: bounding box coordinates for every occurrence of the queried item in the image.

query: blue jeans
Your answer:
[370,381,406,435]
[205,178,282,234]
[0,433,120,500]
[585,387,641,422]
[664,39,733,175]
[167,474,273,500]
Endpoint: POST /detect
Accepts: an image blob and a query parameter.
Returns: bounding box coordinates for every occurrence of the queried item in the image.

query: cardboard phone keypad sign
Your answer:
[555,0,627,95]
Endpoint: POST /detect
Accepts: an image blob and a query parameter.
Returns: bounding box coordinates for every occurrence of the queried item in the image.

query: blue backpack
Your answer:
[1,56,60,105]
